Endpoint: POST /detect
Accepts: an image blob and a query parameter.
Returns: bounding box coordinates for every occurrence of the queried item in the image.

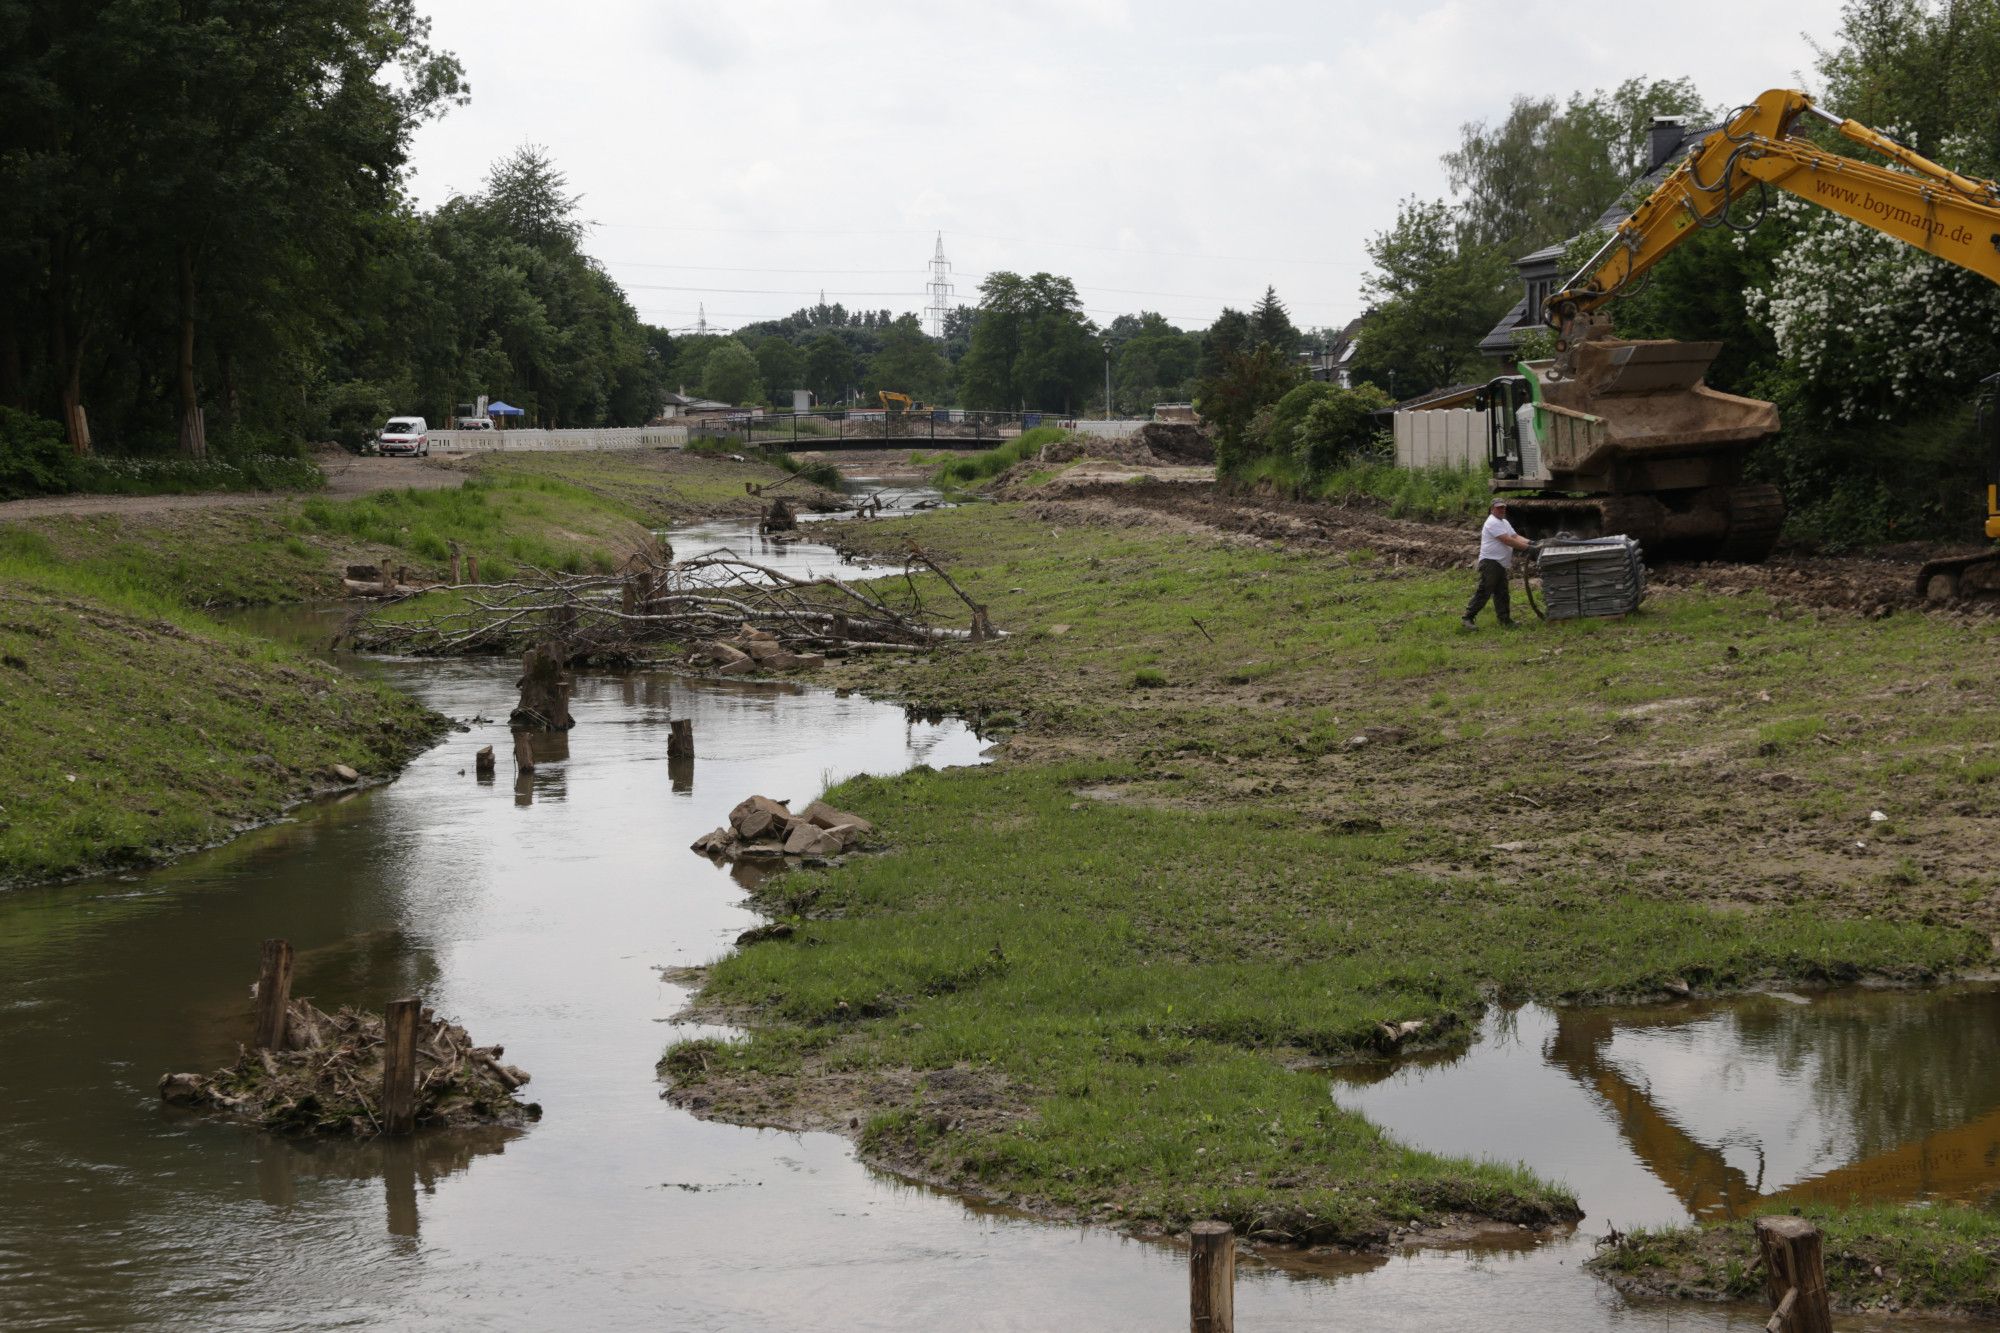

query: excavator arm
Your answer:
[1547,88,2000,342]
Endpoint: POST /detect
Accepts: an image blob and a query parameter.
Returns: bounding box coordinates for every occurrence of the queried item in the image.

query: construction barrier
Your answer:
[1393,409,1484,470]
[425,426,689,454]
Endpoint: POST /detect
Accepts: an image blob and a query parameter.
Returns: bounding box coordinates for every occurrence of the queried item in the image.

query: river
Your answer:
[0,514,1989,1329]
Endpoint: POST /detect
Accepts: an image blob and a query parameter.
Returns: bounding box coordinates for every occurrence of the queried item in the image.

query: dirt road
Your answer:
[0,453,465,523]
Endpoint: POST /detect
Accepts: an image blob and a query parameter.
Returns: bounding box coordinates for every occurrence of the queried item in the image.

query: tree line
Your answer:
[1,2,674,467]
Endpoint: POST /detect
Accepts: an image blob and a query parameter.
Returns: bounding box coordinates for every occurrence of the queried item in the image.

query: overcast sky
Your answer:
[403,0,1847,339]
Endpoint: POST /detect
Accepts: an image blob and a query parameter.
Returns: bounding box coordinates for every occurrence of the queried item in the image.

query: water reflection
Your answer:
[242,1125,520,1240]
[1332,988,2000,1230]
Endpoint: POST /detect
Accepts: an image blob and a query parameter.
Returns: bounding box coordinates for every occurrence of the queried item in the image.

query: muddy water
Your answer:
[0,517,1976,1330]
[1330,992,2000,1330]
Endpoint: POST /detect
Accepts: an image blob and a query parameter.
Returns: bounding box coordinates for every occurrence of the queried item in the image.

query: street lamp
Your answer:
[1103,339,1113,421]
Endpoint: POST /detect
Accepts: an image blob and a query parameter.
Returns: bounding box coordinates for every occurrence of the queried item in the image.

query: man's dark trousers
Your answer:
[1465,558,1512,624]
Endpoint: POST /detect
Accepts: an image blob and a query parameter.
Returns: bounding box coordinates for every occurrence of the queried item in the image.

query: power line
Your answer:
[604,260,933,275]
[594,218,1357,269]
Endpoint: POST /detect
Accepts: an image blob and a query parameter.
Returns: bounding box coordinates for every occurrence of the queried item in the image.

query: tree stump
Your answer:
[474,745,495,778]
[510,644,574,731]
[668,718,694,759]
[380,997,419,1135]
[253,938,294,1052]
[1189,1221,1234,1333]
[1756,1216,1832,1333]
[513,731,536,772]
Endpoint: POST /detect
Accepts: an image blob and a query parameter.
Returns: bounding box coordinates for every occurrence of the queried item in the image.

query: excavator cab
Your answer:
[1475,375,1534,482]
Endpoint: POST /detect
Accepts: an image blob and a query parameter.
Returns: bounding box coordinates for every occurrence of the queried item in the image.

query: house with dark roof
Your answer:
[1301,316,1368,386]
[1478,116,1710,366]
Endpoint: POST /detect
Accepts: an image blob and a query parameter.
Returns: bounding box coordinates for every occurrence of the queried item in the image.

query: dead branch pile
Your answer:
[346,537,995,662]
[159,997,539,1136]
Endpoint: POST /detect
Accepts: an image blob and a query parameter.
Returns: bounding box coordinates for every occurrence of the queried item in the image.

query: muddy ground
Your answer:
[1034,479,1999,621]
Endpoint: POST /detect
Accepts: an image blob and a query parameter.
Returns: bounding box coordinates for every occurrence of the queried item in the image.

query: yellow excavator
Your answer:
[877,390,924,414]
[1480,88,2000,581]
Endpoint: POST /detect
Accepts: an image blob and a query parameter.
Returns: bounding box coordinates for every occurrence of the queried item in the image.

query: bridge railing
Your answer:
[689,409,1072,450]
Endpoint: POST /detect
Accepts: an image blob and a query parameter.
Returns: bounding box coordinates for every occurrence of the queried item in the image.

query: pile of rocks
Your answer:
[698,625,828,675]
[690,794,876,863]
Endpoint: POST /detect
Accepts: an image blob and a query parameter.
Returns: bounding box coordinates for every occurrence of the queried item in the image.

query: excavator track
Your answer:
[1713,484,1786,563]
[1499,484,1785,564]
[1915,549,2000,600]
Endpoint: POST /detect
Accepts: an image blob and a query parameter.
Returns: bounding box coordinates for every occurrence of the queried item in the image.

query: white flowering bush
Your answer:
[1747,186,2000,426]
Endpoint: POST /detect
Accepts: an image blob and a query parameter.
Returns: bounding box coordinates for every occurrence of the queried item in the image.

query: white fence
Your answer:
[1068,418,1149,439]
[1393,409,1484,470]
[428,425,688,454]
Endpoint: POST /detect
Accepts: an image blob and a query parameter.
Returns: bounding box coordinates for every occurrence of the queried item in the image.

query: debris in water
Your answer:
[159,996,539,1136]
[691,795,877,864]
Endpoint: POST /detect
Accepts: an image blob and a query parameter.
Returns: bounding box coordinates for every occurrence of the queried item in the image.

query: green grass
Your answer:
[0,451,801,608]
[932,426,1071,486]
[1232,455,1492,522]
[683,438,841,489]
[1593,1203,2000,1316]
[70,452,326,496]
[297,475,633,582]
[0,555,441,885]
[664,499,2000,1260]
[668,761,1972,1243]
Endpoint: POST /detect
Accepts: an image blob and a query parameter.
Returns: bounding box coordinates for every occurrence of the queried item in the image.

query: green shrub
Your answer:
[69,453,323,495]
[0,408,77,498]
[933,427,1069,486]
[1265,382,1340,463]
[1297,385,1395,473]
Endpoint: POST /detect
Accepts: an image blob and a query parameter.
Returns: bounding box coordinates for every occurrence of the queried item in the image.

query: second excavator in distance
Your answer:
[1477,87,2000,575]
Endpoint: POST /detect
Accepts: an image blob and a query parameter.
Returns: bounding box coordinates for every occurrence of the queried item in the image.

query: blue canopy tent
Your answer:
[486,401,524,429]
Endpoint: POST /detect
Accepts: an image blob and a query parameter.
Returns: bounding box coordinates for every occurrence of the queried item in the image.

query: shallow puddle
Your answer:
[1331,989,2000,1231]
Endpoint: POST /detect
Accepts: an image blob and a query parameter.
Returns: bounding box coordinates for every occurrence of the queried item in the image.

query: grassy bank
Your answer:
[663,500,2000,1263]
[931,426,1070,486]
[0,558,442,886]
[0,448,804,885]
[1592,1204,2000,1318]
[0,450,811,608]
[1229,456,1491,522]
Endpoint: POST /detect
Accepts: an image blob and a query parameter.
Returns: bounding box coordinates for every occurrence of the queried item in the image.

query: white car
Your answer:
[378,416,430,456]
[455,417,495,432]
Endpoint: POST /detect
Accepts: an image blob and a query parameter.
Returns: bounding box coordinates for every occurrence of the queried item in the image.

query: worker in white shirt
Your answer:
[1462,499,1535,629]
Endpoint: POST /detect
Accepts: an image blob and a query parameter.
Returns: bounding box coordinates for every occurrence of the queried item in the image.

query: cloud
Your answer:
[405,0,1851,333]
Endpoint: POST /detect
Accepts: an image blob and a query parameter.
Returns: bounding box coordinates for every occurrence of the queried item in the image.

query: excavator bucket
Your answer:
[1571,339,1725,396]
[1535,338,1780,470]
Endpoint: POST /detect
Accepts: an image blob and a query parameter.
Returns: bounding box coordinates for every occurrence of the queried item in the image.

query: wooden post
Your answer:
[474,744,495,778]
[1189,1221,1234,1333]
[513,730,535,772]
[668,718,694,759]
[467,553,479,583]
[1755,1216,1833,1333]
[381,996,419,1135]
[253,938,294,1051]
